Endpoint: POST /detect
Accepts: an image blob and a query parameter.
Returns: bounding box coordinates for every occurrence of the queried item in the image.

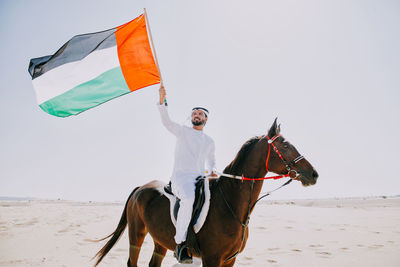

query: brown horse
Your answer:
[94,119,318,266]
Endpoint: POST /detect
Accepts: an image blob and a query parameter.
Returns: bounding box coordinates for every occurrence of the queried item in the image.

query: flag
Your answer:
[28,14,160,117]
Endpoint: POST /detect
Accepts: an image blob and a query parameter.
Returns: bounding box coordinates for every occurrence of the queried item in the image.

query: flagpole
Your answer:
[144,8,163,87]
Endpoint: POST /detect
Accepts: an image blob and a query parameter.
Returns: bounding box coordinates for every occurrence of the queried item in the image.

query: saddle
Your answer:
[163,176,210,256]
[163,176,206,225]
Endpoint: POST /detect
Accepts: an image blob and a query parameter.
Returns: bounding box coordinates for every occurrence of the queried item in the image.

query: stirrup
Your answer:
[174,242,193,264]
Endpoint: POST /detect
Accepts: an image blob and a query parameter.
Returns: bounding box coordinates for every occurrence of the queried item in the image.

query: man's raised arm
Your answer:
[157,85,181,136]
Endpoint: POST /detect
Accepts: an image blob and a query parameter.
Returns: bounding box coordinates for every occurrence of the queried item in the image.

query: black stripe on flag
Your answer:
[29,27,117,80]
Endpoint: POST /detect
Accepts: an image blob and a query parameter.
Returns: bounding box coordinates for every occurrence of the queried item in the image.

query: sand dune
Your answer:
[0,197,399,266]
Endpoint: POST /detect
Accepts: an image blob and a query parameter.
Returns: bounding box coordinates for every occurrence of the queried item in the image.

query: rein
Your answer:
[216,171,290,181]
[219,133,304,263]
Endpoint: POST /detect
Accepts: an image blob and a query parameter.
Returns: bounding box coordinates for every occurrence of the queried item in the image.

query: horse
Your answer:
[94,118,318,267]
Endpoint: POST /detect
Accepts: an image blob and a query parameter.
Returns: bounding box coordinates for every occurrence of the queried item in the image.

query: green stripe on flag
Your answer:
[39,67,130,117]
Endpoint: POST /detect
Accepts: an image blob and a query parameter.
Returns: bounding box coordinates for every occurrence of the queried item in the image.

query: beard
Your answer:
[192,118,205,126]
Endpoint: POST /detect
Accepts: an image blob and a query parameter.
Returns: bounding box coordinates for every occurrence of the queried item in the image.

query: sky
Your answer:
[1,0,399,202]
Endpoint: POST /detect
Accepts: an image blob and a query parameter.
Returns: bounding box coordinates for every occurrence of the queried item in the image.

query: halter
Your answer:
[264,134,304,180]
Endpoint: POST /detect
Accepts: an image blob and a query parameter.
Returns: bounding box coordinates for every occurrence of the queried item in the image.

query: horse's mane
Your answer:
[223,136,262,175]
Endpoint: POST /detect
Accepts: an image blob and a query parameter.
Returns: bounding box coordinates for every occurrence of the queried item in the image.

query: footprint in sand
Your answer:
[292,249,302,252]
[267,259,277,263]
[309,244,323,248]
[57,228,70,233]
[267,248,280,251]
[368,244,384,249]
[9,260,23,264]
[316,251,331,257]
[15,218,38,227]
[74,229,87,236]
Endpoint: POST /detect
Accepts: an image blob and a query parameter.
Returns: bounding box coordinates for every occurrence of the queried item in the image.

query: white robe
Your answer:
[158,103,216,243]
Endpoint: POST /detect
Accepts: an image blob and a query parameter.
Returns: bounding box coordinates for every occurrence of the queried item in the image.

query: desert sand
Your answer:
[0,197,399,267]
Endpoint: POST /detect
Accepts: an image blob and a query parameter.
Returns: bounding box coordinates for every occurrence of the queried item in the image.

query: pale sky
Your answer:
[1,0,399,201]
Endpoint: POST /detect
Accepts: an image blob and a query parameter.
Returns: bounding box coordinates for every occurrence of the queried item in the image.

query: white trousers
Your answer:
[172,179,196,244]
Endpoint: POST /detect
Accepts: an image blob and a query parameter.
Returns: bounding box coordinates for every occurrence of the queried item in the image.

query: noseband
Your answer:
[265,134,304,179]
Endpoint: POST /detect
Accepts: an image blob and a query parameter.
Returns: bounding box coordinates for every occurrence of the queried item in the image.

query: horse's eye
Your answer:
[283,144,289,149]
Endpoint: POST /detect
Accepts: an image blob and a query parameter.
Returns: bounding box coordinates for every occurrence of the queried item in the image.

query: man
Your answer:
[158,85,217,263]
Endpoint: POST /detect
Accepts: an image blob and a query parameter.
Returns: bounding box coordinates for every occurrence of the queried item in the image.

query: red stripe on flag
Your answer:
[115,14,160,92]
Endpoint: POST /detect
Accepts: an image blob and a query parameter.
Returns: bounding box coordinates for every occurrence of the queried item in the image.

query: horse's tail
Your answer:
[93,187,139,266]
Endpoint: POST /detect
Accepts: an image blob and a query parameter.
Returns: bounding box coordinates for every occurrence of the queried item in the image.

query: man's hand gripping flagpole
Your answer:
[159,84,167,105]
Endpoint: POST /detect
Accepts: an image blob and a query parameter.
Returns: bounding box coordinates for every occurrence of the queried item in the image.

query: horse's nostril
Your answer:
[312,170,319,179]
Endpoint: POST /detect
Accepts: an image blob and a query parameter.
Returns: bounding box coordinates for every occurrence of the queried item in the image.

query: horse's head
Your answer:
[264,118,318,186]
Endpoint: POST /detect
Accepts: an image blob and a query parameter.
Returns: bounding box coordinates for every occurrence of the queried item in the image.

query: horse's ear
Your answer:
[268,118,279,137]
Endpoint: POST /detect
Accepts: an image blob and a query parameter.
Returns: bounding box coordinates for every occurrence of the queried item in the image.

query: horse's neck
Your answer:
[220,162,266,221]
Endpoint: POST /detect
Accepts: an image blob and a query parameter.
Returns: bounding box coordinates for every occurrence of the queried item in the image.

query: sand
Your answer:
[0,197,399,267]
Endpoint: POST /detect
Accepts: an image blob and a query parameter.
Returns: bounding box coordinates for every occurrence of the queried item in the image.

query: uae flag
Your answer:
[28,14,160,117]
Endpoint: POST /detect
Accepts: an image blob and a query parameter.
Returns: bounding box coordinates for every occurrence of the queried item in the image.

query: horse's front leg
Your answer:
[221,258,236,267]
[202,255,225,267]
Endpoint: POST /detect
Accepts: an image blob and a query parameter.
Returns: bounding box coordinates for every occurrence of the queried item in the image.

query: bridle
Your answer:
[219,133,305,263]
[264,134,304,180]
[217,134,305,181]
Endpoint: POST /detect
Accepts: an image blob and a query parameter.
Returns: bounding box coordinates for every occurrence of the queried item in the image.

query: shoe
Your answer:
[174,242,193,264]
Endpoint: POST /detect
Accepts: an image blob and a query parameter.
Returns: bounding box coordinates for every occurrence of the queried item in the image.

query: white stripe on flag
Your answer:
[33,45,120,104]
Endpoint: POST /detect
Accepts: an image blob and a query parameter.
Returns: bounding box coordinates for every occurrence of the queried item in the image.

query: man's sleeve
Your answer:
[207,140,217,173]
[157,103,182,136]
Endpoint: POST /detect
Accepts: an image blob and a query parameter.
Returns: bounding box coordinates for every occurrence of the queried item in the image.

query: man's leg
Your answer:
[174,182,195,263]
[175,194,195,243]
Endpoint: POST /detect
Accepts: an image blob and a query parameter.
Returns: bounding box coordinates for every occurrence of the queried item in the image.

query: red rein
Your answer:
[241,135,290,182]
[241,174,290,181]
